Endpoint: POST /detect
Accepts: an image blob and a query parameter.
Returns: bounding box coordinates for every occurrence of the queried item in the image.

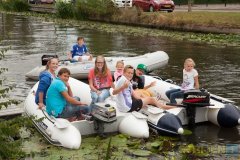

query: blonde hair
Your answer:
[123,65,134,73]
[94,55,108,77]
[45,58,59,70]
[184,58,195,68]
[116,60,124,67]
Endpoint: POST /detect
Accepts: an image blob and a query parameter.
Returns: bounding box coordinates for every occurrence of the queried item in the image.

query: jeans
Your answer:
[57,96,91,118]
[90,89,110,104]
[166,89,184,104]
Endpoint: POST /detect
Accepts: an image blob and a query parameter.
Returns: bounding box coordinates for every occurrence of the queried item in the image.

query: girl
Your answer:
[166,58,199,104]
[35,57,58,110]
[88,55,113,104]
[113,60,124,81]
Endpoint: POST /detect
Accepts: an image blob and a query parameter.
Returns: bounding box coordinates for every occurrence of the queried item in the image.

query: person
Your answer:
[35,57,59,110]
[166,58,199,104]
[113,60,124,81]
[46,68,91,120]
[88,55,113,104]
[113,65,175,113]
[67,37,93,62]
[132,63,156,98]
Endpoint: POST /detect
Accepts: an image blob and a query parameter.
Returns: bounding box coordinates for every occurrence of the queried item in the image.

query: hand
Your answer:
[149,81,156,87]
[96,90,102,95]
[122,80,130,89]
[38,103,44,110]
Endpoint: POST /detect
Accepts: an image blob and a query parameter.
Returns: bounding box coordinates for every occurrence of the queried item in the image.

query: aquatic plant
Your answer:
[0,0,29,12]
[0,43,32,159]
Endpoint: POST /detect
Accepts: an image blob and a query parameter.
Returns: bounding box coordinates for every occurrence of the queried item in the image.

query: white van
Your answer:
[112,0,132,8]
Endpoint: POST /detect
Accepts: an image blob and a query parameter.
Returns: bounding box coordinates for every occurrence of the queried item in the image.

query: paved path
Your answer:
[175,4,240,12]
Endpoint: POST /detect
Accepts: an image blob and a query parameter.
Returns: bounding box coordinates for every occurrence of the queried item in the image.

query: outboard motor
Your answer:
[182,89,210,127]
[41,55,58,66]
[91,104,117,136]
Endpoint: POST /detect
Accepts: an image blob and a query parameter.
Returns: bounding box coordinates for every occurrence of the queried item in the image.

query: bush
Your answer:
[0,0,29,12]
[74,0,118,20]
[55,1,74,19]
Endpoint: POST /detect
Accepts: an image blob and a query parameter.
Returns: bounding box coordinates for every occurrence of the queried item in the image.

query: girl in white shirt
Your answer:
[166,58,199,104]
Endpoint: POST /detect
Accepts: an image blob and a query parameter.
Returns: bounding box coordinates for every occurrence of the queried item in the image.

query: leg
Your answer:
[141,97,175,110]
[170,90,184,104]
[97,89,110,102]
[166,89,181,100]
[90,90,98,104]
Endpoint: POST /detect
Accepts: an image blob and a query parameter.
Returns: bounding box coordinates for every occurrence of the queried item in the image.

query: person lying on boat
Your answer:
[35,57,59,110]
[131,63,156,98]
[112,65,175,112]
[88,55,114,104]
[166,58,199,104]
[67,36,93,62]
[46,68,91,121]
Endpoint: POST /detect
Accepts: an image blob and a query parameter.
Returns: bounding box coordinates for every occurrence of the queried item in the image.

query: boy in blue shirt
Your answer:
[67,37,93,62]
[46,68,91,120]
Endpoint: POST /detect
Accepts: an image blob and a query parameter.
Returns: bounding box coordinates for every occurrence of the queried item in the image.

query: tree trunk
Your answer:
[188,0,192,12]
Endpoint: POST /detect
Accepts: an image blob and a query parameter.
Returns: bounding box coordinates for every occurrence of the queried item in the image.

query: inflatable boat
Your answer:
[24,77,150,149]
[25,51,169,80]
[141,75,240,134]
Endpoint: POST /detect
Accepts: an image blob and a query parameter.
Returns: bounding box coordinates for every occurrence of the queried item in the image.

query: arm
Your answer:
[67,52,72,60]
[143,81,156,90]
[194,75,199,89]
[65,82,73,97]
[38,92,44,109]
[112,80,129,95]
[61,91,87,106]
[89,78,101,95]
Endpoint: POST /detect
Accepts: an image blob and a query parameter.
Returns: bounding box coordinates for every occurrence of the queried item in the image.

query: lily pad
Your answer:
[131,149,152,157]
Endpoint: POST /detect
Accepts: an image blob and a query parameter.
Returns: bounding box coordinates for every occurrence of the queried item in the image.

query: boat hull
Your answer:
[25,51,169,80]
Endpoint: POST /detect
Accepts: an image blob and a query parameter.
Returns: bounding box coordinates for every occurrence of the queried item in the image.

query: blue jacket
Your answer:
[35,71,54,105]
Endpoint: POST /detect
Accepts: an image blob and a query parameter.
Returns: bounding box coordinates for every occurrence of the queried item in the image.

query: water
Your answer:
[0,13,239,147]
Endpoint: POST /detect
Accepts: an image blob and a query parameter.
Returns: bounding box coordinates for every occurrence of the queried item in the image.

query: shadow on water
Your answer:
[0,13,239,156]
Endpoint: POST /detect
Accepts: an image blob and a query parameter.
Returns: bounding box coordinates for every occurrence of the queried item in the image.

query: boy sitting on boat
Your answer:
[46,68,91,121]
[67,37,93,62]
[112,65,175,112]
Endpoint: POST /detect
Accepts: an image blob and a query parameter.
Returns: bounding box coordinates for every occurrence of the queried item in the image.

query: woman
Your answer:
[88,55,113,104]
[35,58,58,110]
[46,68,91,119]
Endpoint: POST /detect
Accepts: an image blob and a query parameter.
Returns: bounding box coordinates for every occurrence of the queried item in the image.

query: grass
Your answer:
[150,11,240,28]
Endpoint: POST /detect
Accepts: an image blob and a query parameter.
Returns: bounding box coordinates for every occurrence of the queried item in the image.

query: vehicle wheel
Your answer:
[168,10,173,13]
[149,5,154,12]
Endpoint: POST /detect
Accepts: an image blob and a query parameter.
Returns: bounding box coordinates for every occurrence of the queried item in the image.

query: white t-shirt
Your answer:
[181,68,198,90]
[115,75,133,112]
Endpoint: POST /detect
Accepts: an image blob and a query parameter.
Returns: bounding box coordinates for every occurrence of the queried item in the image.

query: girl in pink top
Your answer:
[88,55,113,103]
[114,60,124,81]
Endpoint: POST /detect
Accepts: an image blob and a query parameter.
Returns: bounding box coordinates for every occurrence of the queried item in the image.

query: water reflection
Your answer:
[0,13,239,144]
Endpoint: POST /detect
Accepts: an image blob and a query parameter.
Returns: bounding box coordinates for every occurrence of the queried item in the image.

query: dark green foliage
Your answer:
[0,0,29,12]
[75,0,117,20]
[0,42,32,159]
[55,1,74,19]
[0,117,33,159]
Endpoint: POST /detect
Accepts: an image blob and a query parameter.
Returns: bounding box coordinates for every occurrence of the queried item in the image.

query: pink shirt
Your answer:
[88,69,112,90]
[114,70,123,81]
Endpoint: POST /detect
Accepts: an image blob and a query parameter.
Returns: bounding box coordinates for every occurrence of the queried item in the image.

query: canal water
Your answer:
[0,13,240,155]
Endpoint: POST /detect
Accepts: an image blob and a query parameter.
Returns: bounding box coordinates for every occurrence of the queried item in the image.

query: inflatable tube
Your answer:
[25,51,169,80]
